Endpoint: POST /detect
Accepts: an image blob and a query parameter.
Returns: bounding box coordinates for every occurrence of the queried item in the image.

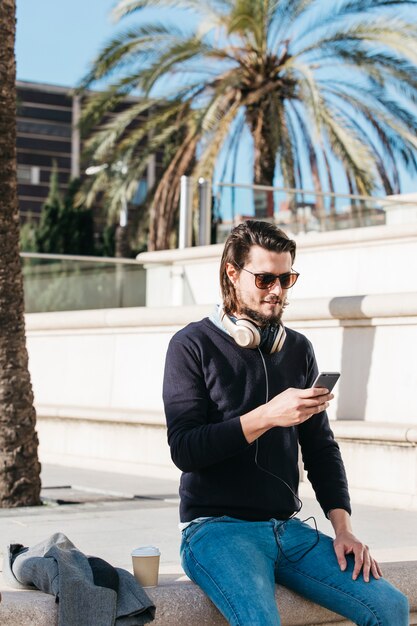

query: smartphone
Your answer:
[312,371,340,393]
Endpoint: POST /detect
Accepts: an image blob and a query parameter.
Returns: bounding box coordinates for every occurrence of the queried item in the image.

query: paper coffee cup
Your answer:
[131,545,160,587]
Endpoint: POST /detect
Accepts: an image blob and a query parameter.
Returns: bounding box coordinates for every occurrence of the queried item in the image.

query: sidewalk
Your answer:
[1,464,417,579]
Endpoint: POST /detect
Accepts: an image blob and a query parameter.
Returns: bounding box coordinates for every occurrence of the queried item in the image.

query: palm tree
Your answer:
[80,0,417,250]
[0,0,42,506]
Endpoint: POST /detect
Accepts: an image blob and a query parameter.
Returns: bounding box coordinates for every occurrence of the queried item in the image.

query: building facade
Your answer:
[17,81,77,219]
[16,80,157,224]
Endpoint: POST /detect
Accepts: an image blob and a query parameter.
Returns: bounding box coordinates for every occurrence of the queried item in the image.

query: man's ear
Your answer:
[225,262,239,286]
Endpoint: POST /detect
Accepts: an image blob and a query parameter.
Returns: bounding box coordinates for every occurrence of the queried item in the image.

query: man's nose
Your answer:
[268,278,283,295]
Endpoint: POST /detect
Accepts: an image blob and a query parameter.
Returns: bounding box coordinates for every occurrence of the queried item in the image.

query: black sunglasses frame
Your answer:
[235,264,300,290]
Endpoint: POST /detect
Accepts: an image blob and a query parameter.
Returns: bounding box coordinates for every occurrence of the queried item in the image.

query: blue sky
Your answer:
[16,0,124,87]
[15,0,416,207]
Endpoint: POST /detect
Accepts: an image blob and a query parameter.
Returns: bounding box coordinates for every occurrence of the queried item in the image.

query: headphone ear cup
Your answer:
[234,319,261,349]
[268,325,286,353]
[220,308,261,349]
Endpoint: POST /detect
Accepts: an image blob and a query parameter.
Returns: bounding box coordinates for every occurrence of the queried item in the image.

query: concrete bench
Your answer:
[1,561,416,625]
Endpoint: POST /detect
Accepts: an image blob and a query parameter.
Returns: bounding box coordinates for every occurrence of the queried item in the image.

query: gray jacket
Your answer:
[4,532,155,626]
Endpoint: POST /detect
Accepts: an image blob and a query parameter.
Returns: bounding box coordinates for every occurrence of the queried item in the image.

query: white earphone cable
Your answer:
[254,348,319,563]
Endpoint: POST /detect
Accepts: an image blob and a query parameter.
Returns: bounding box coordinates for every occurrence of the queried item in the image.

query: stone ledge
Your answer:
[1,562,416,626]
[332,420,417,444]
[36,406,417,443]
[25,293,417,331]
[136,222,417,265]
[25,304,213,331]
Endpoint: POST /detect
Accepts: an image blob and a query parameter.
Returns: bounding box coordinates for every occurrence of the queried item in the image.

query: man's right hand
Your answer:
[264,386,333,428]
[240,386,333,443]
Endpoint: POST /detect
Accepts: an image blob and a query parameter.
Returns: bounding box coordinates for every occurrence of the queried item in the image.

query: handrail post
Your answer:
[179,176,193,248]
[198,177,212,246]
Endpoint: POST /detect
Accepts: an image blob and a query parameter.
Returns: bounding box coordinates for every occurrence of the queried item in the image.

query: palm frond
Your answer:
[330,100,398,194]
[298,18,417,64]
[80,0,417,249]
[136,36,229,94]
[195,95,241,180]
[81,117,190,219]
[79,24,191,89]
[323,83,417,163]
[293,1,417,50]
[322,51,417,95]
[149,129,199,249]
[79,81,139,134]
[289,102,322,192]
[332,0,417,17]
[85,100,183,162]
[227,0,270,52]
[268,0,317,44]
[111,0,232,24]
[81,97,157,155]
[286,59,323,125]
[320,108,376,194]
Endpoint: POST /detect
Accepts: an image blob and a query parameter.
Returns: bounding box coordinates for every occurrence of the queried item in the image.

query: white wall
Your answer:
[138,222,417,306]
[27,296,417,428]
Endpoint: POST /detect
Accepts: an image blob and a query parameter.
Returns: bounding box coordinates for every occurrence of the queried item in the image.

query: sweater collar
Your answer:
[209,304,230,335]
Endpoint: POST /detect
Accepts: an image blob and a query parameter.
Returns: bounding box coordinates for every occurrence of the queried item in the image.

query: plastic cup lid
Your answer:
[131,545,160,557]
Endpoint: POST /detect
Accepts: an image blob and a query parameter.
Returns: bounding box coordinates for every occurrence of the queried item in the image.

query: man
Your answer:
[163,220,408,626]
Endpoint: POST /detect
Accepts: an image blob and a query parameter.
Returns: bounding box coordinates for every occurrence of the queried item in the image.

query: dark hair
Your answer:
[220,220,296,314]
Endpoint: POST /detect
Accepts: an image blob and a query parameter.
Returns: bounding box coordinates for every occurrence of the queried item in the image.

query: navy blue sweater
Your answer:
[163,318,351,523]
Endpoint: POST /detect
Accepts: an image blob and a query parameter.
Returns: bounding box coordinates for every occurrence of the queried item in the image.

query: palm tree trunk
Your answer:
[246,106,275,219]
[0,0,42,507]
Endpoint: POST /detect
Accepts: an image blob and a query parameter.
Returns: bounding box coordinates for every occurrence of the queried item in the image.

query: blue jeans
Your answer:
[180,516,409,626]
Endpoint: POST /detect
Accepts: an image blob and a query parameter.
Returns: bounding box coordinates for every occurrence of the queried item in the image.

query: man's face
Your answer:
[226,245,293,327]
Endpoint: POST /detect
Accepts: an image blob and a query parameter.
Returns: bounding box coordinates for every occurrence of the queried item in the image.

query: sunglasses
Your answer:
[236,265,300,290]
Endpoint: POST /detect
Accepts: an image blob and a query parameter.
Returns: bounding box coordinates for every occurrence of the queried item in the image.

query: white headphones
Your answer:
[219,305,286,353]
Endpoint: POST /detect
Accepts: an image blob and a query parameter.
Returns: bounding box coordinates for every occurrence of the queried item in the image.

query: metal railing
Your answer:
[213,182,417,242]
[181,178,417,245]
[21,253,146,314]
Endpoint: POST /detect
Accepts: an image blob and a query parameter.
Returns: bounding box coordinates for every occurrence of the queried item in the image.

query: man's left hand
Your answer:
[333,530,383,582]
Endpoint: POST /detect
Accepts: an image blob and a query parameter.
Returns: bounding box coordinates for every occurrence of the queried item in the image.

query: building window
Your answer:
[17,165,40,185]
[17,120,72,138]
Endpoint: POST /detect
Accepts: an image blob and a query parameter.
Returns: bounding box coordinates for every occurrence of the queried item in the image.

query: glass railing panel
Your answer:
[21,254,146,313]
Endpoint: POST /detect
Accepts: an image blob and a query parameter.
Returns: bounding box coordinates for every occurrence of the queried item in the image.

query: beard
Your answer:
[237,291,287,327]
[239,304,284,327]
[233,285,288,327]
